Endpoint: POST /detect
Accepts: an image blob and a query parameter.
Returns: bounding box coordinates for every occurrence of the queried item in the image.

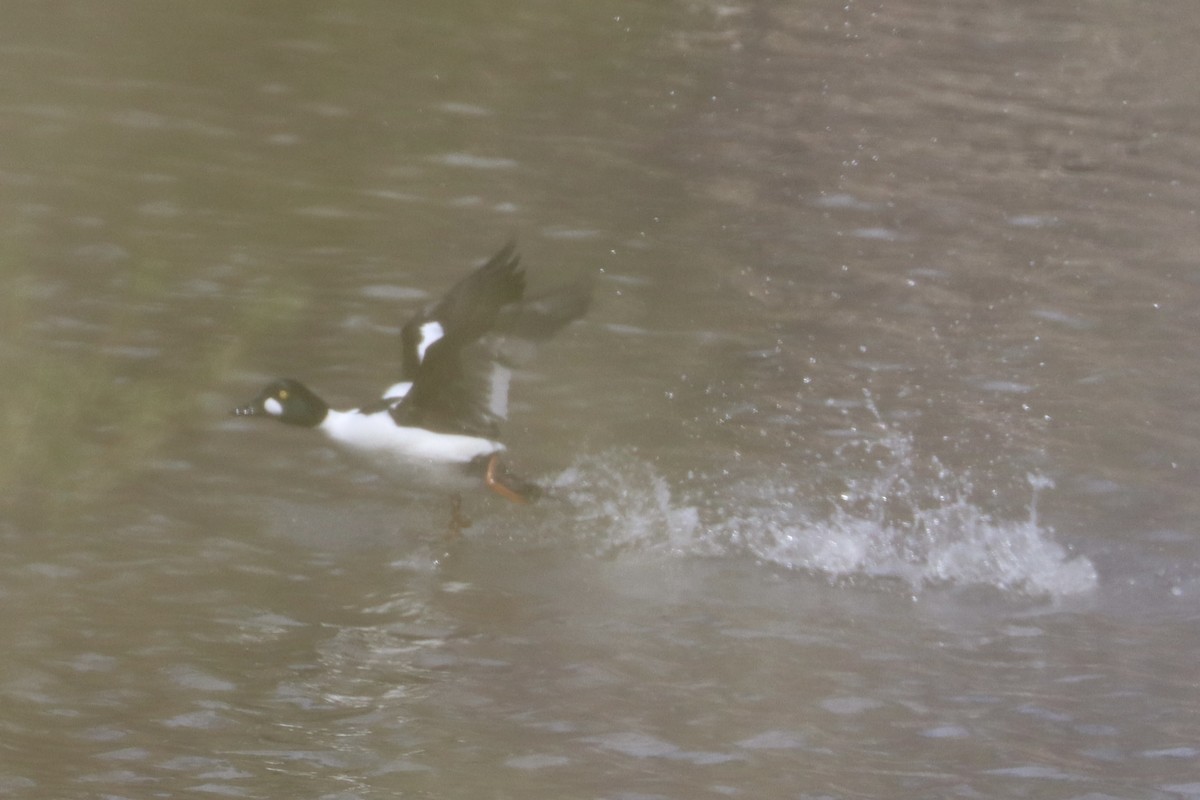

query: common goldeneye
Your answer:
[233,241,590,503]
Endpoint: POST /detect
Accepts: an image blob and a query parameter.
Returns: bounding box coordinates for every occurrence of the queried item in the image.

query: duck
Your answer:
[233,240,590,504]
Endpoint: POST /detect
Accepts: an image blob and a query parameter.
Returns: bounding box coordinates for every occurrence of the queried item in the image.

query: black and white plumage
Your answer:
[234,241,590,502]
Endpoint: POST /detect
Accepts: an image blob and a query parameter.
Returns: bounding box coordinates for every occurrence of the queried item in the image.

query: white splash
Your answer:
[715,449,1098,597]
[551,436,1097,599]
[550,451,701,557]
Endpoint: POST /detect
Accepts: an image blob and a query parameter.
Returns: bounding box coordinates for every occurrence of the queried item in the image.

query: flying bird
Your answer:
[234,241,590,505]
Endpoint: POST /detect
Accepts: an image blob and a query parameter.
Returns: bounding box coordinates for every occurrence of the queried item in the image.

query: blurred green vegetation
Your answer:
[1,349,170,523]
[0,244,312,528]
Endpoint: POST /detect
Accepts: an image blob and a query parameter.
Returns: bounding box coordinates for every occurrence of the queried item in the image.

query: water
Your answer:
[2,1,1200,797]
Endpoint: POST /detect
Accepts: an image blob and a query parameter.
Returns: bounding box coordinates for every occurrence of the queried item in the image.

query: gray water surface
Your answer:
[2,2,1199,798]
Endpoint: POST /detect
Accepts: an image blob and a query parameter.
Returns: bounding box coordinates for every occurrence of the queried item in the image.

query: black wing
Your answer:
[494,276,593,344]
[399,240,523,379]
[391,242,526,437]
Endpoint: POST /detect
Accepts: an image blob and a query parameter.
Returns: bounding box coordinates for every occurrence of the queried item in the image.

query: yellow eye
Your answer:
[279,389,289,400]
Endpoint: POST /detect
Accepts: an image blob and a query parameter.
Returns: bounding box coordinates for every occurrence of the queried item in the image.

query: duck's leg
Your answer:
[448,493,472,538]
[484,453,533,504]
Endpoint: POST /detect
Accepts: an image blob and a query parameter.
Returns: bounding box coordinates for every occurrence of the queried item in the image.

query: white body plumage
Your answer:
[318,407,502,466]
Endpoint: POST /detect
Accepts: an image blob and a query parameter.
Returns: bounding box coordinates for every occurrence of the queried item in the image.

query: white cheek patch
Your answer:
[263,397,284,416]
[416,321,444,364]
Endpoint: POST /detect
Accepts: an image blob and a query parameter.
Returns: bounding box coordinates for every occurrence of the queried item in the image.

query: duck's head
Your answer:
[233,379,328,427]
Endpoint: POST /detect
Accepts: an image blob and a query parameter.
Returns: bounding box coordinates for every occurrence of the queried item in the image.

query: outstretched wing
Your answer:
[391,242,526,437]
[399,240,523,379]
[494,277,593,344]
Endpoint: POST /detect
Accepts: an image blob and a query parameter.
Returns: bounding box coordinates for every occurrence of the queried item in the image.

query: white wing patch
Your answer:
[487,365,512,420]
[416,320,444,364]
[381,381,413,400]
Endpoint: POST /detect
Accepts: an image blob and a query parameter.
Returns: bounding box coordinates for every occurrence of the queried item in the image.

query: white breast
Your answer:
[319,408,502,465]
